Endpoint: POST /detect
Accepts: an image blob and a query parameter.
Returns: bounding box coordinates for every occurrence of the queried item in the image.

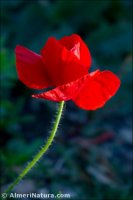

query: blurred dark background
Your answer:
[0,0,132,199]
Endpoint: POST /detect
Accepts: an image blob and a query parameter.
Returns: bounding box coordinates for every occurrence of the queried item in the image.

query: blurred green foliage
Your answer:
[0,0,132,199]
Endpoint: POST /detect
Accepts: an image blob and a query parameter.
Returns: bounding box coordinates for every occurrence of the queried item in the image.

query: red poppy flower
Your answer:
[15,34,120,110]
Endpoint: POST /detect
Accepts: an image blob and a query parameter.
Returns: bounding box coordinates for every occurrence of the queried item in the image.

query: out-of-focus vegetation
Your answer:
[0,0,132,199]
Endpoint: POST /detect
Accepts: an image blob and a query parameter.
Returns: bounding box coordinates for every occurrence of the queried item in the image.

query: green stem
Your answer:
[5,101,65,194]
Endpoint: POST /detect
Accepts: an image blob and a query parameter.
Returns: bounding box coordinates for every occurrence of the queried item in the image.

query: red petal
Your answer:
[15,45,52,89]
[59,34,92,70]
[72,70,121,110]
[41,37,88,86]
[32,74,90,102]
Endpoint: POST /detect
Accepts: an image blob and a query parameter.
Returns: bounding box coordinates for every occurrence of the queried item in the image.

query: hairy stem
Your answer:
[5,101,65,194]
